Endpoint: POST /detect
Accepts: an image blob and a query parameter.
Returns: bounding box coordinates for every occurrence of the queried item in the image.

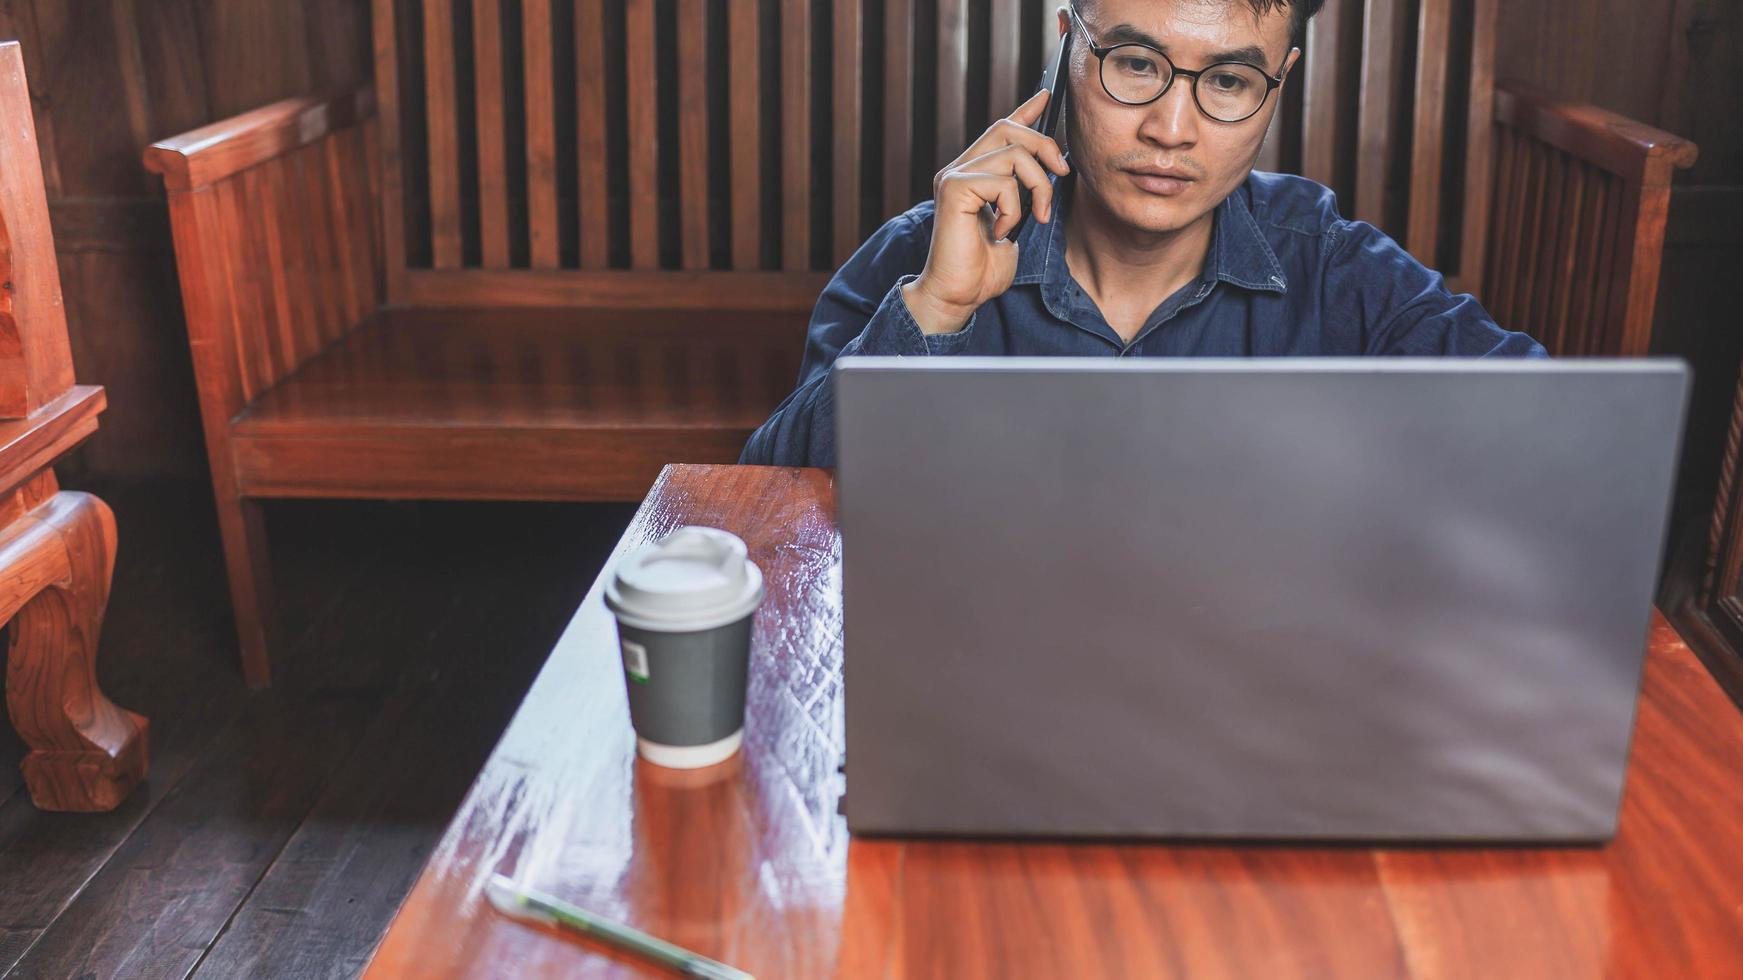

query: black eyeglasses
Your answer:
[1067,4,1293,124]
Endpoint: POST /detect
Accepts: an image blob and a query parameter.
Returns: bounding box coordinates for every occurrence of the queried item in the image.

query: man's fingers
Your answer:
[1008,88,1050,127]
[940,171,1023,233]
[958,145,1055,222]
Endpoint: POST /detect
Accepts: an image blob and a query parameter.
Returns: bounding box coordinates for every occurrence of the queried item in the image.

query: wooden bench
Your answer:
[144,0,1694,686]
[0,41,147,811]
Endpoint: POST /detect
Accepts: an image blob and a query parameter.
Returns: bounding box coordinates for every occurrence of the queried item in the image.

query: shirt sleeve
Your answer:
[738,205,976,468]
[1325,219,1548,358]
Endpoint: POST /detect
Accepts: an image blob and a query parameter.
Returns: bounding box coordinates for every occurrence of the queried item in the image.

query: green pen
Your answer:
[484,874,754,980]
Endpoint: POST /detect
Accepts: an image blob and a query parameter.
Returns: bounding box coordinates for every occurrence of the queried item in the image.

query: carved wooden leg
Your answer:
[4,488,147,811]
[214,493,279,688]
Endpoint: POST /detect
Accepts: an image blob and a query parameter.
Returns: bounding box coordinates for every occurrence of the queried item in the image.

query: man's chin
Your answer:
[1113,193,1212,236]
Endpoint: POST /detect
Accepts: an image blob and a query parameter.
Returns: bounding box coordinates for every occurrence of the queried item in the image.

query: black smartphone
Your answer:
[1003,30,1073,241]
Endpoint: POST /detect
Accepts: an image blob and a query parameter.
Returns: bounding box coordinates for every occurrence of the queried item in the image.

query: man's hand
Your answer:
[902,89,1071,336]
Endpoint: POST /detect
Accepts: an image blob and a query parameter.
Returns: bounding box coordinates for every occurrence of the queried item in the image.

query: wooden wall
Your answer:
[1498,0,1743,603]
[0,0,1733,484]
[0,0,371,481]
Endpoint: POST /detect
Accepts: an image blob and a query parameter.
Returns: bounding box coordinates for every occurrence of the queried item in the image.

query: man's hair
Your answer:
[1078,0,1327,48]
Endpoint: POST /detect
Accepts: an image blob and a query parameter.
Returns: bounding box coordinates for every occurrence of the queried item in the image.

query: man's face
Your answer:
[1064,0,1299,235]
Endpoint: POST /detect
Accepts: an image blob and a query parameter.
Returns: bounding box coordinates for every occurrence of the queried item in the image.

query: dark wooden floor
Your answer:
[0,481,634,979]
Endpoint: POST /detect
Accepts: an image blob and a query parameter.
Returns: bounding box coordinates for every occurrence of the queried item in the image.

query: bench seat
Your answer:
[229,307,806,501]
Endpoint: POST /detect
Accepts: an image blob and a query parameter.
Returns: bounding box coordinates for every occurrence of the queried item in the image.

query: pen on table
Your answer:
[484,874,754,980]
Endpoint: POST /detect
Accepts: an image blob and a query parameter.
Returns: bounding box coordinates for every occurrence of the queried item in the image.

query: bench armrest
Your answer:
[1495,81,1698,185]
[144,88,375,192]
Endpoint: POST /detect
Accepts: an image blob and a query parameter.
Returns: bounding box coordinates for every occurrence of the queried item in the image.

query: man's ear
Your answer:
[1282,46,1302,80]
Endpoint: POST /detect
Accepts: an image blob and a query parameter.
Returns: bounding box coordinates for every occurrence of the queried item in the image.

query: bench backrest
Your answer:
[0,40,75,419]
[374,0,1500,311]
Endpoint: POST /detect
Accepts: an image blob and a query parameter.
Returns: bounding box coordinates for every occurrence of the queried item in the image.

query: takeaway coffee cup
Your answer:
[604,526,764,769]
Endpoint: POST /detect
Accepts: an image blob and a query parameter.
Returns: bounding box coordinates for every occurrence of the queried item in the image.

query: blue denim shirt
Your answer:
[740,171,1546,468]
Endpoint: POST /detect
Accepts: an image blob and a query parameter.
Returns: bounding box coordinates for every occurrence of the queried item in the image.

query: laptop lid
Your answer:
[836,358,1689,841]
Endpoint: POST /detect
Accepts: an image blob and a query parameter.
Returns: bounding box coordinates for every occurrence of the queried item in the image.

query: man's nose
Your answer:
[1137,78,1201,149]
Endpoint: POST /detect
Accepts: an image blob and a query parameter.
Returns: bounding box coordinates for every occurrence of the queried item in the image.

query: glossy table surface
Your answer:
[365,464,1743,979]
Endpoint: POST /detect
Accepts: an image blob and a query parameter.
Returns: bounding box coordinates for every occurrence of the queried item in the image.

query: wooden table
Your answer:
[366,464,1743,979]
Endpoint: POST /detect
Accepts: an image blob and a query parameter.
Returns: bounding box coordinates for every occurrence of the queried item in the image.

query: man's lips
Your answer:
[1124,167,1195,196]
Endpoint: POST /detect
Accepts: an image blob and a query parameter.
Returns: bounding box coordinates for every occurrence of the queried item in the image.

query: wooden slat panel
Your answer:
[324,127,367,329]
[780,0,811,270]
[988,0,1023,117]
[422,0,462,267]
[728,0,761,269]
[883,0,913,216]
[1482,127,1515,305]
[626,0,659,269]
[1407,0,1452,262]
[523,0,558,268]
[936,0,968,166]
[1491,133,1531,321]
[216,178,271,403]
[1356,0,1404,226]
[1301,0,1345,190]
[575,0,609,269]
[1514,142,1552,328]
[1542,162,1587,353]
[678,0,710,270]
[1526,151,1569,346]
[1563,164,1607,355]
[1596,175,1631,353]
[289,147,340,352]
[373,0,408,296]
[246,167,295,385]
[832,0,863,266]
[1457,0,1499,285]
[472,0,509,267]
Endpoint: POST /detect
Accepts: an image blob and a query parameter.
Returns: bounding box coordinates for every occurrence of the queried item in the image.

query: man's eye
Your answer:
[1114,56,1159,76]
[1206,71,1250,92]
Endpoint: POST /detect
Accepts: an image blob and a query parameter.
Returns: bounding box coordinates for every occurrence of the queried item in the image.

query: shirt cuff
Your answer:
[852,275,976,357]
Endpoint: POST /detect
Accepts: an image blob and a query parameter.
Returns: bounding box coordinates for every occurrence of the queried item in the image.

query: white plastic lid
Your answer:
[605,526,765,632]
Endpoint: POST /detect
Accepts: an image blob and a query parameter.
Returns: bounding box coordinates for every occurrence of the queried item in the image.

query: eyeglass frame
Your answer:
[1065,3,1296,124]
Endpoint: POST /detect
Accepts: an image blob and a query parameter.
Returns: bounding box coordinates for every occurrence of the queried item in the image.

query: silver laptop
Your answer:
[835,358,1689,842]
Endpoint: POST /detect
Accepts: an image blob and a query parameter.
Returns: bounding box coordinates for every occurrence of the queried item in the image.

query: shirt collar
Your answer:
[1010,173,1289,295]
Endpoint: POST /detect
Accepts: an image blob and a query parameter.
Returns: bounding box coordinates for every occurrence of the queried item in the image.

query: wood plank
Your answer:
[897,845,1406,977]
[935,0,968,167]
[677,0,711,270]
[1301,0,1346,190]
[780,0,812,270]
[1542,163,1588,353]
[626,0,660,269]
[1562,164,1608,354]
[190,508,618,978]
[1457,0,1499,288]
[832,0,863,265]
[575,0,610,269]
[0,487,245,976]
[421,0,462,267]
[987,0,1024,117]
[522,0,558,268]
[883,0,914,215]
[1406,0,1452,263]
[1355,0,1404,227]
[728,0,762,269]
[0,486,400,973]
[402,268,831,310]
[373,0,409,299]
[3,521,461,979]
[472,0,510,267]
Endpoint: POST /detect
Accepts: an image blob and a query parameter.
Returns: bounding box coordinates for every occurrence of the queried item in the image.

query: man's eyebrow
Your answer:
[1097,24,1273,69]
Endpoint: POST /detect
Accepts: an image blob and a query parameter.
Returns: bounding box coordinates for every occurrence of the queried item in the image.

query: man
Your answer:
[741,0,1545,468]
